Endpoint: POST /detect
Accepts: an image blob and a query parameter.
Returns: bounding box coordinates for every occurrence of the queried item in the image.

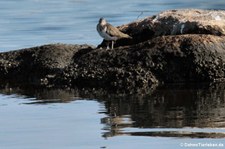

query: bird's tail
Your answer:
[123,33,132,39]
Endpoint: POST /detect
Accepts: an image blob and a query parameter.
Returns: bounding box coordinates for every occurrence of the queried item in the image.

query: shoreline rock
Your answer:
[116,9,225,46]
[1,9,225,91]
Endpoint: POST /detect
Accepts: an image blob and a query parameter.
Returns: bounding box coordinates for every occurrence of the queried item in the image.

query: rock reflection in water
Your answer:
[0,83,225,138]
[0,84,79,104]
[100,83,225,138]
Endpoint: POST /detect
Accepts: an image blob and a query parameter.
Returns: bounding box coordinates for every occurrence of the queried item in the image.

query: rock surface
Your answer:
[0,44,94,85]
[0,9,225,91]
[115,9,225,47]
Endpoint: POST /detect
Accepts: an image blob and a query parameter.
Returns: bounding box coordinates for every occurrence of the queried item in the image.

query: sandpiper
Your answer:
[97,17,131,49]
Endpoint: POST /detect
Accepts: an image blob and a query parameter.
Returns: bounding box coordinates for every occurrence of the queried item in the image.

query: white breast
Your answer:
[97,25,117,41]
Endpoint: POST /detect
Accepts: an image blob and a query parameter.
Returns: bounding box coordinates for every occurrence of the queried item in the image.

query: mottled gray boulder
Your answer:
[0,9,225,91]
[111,9,225,47]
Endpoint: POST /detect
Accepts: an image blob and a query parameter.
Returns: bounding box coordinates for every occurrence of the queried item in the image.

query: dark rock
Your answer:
[0,9,225,91]
[0,44,94,85]
[58,34,225,90]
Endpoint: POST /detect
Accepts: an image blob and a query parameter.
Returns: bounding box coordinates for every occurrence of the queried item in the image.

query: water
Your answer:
[0,0,225,51]
[1,84,225,149]
[1,0,225,149]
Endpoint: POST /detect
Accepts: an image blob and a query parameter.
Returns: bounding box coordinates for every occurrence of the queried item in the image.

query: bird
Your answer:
[97,17,132,49]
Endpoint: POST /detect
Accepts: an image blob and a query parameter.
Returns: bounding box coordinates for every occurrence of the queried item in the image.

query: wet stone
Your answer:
[0,9,225,91]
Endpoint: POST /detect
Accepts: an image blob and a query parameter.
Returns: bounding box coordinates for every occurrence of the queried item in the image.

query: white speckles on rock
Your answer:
[152,15,160,23]
[214,15,222,21]
[118,9,225,38]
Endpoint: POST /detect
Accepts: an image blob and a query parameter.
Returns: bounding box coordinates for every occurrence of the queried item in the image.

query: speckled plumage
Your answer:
[97,18,131,49]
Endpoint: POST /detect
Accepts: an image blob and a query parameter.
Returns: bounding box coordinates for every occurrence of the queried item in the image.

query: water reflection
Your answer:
[0,85,78,104]
[0,83,225,138]
[100,83,225,138]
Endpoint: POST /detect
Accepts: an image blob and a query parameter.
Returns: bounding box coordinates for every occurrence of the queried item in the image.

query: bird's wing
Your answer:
[106,23,131,38]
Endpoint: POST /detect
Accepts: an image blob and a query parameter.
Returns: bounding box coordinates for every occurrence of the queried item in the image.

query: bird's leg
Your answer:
[106,41,110,50]
[111,41,114,49]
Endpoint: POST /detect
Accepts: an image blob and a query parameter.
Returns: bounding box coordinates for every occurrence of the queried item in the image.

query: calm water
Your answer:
[1,84,225,149]
[0,0,225,51]
[1,0,225,149]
